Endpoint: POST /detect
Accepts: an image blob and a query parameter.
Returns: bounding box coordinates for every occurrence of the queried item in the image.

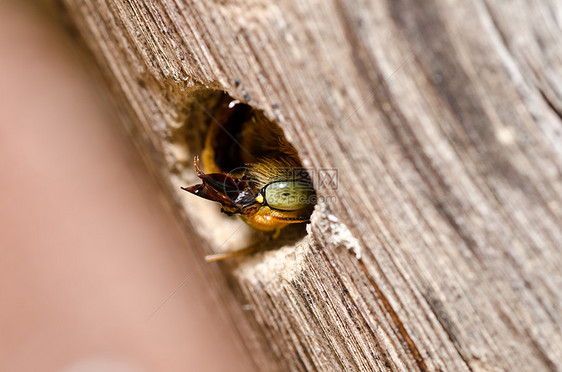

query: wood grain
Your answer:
[61,0,562,370]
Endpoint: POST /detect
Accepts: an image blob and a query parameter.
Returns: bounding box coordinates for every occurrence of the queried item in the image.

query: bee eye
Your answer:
[263,180,315,211]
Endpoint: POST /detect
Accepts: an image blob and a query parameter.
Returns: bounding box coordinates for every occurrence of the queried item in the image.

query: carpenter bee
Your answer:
[182,100,316,261]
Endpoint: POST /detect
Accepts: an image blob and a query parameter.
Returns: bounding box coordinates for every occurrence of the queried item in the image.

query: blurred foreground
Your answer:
[0,2,255,371]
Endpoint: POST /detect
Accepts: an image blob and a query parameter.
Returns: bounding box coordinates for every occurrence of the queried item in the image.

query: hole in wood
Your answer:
[173,90,315,261]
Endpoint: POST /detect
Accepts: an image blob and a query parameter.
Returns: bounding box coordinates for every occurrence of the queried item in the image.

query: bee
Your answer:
[182,100,316,261]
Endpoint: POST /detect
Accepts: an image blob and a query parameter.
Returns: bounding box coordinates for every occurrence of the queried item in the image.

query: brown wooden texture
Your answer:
[61,1,562,371]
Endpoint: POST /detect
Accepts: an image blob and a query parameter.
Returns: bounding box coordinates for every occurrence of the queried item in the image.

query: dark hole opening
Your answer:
[178,90,315,259]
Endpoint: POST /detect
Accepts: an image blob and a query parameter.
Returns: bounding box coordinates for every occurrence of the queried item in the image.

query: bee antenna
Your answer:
[193,156,205,177]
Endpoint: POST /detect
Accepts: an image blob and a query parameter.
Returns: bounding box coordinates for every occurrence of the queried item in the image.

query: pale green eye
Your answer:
[262,180,315,211]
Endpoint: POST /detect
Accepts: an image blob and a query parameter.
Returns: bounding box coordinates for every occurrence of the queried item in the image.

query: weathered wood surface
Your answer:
[61,0,562,370]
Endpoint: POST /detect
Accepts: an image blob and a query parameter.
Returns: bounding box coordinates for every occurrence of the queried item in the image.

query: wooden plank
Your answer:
[62,0,562,370]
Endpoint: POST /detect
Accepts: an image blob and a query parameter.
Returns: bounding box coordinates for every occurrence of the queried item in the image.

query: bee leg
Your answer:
[272,227,282,240]
[204,241,263,262]
[205,228,284,262]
